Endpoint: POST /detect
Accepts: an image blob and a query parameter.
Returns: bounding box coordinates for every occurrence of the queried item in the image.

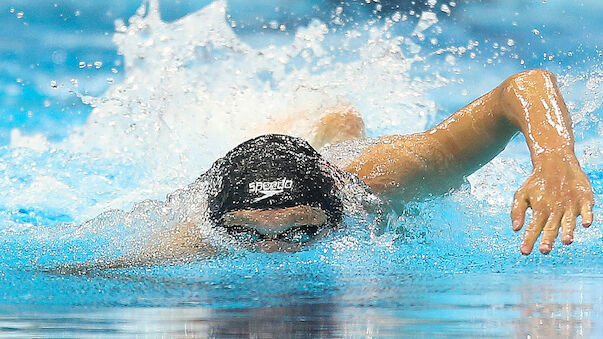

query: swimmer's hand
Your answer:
[511,152,594,255]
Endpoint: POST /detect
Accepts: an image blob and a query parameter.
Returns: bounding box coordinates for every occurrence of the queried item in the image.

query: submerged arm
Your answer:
[52,221,216,273]
[347,69,593,254]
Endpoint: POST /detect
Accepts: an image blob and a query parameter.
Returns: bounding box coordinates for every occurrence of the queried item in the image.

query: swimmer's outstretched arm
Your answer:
[51,222,216,273]
[346,69,594,255]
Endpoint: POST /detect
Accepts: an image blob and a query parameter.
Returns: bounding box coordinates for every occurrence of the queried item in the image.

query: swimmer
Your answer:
[80,69,595,270]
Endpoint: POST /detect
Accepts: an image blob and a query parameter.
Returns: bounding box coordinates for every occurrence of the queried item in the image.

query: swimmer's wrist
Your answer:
[531,146,579,167]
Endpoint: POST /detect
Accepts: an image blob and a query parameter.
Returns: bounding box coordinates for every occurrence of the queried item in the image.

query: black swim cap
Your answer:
[207,134,343,225]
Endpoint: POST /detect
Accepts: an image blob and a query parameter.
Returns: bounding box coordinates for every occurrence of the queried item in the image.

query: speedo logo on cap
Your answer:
[249,178,293,203]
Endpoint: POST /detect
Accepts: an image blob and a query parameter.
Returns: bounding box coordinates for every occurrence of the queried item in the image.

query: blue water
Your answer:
[0,0,602,337]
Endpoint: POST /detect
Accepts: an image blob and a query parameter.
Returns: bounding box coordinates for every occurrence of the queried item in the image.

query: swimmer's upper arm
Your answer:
[344,132,463,200]
[345,81,517,200]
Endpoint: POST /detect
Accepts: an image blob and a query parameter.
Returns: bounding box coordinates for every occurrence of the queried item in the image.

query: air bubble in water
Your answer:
[78,61,86,68]
[94,61,103,69]
[507,39,515,47]
[49,80,58,89]
[440,4,451,15]
[16,12,24,19]
[445,54,456,65]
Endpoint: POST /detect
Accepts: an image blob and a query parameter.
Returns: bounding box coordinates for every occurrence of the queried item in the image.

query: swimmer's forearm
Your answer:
[499,69,576,161]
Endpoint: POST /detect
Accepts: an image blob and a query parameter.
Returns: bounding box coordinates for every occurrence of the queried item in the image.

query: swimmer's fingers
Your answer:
[579,199,594,228]
[520,211,547,255]
[511,191,528,231]
[561,210,576,245]
[538,210,562,254]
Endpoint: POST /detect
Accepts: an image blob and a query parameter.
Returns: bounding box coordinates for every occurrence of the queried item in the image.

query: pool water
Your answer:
[0,0,601,337]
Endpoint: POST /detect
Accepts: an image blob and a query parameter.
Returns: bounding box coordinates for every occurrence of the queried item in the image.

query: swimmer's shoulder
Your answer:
[319,137,382,169]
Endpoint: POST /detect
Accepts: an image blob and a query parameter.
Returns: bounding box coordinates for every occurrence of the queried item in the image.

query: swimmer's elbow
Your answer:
[502,69,556,92]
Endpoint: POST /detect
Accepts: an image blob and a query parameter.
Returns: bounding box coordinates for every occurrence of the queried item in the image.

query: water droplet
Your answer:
[9,8,14,13]
[449,1,456,7]
[392,11,401,22]
[507,39,515,47]
[43,100,51,107]
[74,10,80,16]
[49,80,58,89]
[16,11,24,19]
[111,68,118,74]
[532,29,540,35]
[427,0,437,8]
[94,61,103,69]
[279,24,286,32]
[70,78,79,87]
[78,61,86,68]
[335,6,343,15]
[107,78,114,84]
[440,4,451,15]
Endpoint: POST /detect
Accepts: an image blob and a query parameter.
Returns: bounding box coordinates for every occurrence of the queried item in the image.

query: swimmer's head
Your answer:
[207,134,343,251]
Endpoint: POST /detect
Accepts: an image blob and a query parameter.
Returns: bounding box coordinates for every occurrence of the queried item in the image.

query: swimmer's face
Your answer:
[221,205,331,252]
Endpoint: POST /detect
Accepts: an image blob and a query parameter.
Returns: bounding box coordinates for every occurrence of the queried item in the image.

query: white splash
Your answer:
[0,0,445,227]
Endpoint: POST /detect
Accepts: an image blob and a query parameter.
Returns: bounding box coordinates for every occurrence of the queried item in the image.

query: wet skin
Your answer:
[263,69,594,255]
[82,69,594,270]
